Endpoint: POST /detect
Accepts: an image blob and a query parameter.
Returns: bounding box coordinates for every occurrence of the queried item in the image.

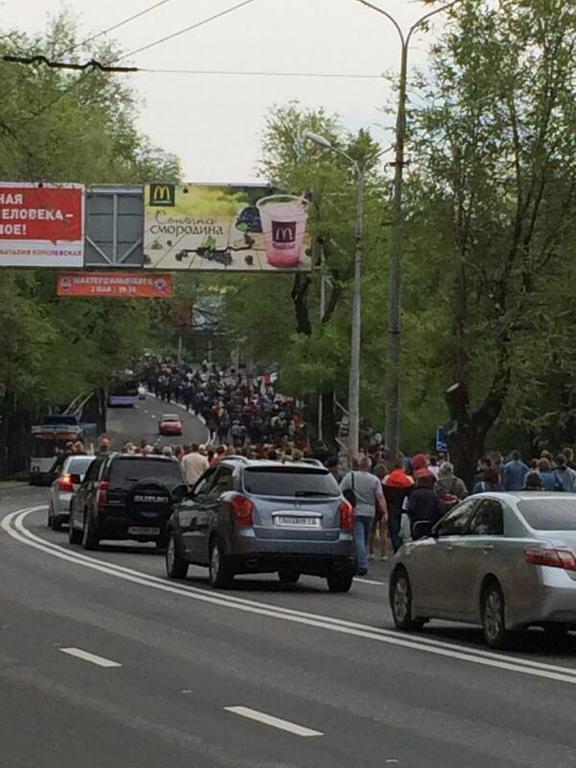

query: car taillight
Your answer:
[59,474,74,493]
[231,494,254,526]
[96,480,110,511]
[525,548,576,572]
[339,499,354,531]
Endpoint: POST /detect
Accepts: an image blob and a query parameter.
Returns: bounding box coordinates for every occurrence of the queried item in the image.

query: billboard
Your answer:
[0,183,84,267]
[143,184,312,271]
[57,272,173,298]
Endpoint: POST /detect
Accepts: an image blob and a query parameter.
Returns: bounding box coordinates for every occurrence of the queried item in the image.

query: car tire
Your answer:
[68,515,82,544]
[165,531,189,579]
[50,514,63,532]
[481,581,511,649]
[278,569,300,585]
[327,570,354,594]
[81,512,100,551]
[390,568,425,631]
[208,538,234,589]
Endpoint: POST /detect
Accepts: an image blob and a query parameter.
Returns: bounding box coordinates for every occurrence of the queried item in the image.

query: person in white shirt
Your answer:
[181,443,209,487]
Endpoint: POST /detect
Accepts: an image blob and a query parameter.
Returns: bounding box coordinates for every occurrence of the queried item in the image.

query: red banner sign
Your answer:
[57,272,173,298]
[0,183,84,267]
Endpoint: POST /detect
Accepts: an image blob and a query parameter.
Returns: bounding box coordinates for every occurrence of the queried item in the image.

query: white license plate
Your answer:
[128,526,160,536]
[275,516,321,528]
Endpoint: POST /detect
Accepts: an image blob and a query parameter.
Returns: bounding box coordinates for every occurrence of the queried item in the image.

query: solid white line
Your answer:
[354,577,385,586]
[225,706,323,737]
[59,647,121,668]
[5,508,576,686]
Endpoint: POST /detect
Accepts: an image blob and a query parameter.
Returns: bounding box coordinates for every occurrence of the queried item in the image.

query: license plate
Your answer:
[128,526,160,536]
[275,516,321,528]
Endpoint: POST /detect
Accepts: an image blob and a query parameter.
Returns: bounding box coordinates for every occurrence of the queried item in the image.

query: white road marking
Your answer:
[225,706,323,737]
[5,507,576,687]
[354,577,386,586]
[59,647,121,668]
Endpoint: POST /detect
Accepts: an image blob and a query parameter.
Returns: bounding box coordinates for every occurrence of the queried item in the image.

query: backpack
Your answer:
[437,477,459,509]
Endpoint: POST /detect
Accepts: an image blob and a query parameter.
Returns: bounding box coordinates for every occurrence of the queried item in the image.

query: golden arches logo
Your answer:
[149,184,175,207]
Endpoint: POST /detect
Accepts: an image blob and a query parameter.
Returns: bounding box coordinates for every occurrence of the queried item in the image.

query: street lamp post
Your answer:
[355,0,460,457]
[304,132,364,463]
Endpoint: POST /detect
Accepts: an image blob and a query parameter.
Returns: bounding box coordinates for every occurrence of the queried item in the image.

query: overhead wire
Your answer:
[61,0,175,57]
[138,68,385,79]
[116,0,258,60]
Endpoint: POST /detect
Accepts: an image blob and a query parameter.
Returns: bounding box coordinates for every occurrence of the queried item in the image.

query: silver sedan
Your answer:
[48,455,95,531]
[389,492,576,648]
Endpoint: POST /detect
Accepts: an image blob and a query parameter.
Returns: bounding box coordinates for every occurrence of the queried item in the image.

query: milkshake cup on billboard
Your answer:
[257,195,309,268]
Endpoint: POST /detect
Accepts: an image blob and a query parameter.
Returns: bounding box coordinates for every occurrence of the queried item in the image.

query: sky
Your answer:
[1,0,446,183]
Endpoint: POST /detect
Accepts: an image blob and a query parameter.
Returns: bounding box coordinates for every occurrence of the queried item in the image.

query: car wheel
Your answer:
[326,570,354,594]
[390,568,425,631]
[68,513,82,544]
[208,538,234,589]
[165,531,189,579]
[278,569,300,585]
[50,514,63,532]
[481,581,510,649]
[81,512,100,551]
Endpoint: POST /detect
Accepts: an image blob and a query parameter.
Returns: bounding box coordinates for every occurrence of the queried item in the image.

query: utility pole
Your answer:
[348,167,365,461]
[355,0,461,457]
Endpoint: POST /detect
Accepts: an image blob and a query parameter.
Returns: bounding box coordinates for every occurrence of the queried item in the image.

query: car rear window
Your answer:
[109,458,183,485]
[518,499,576,530]
[242,467,340,497]
[64,457,94,475]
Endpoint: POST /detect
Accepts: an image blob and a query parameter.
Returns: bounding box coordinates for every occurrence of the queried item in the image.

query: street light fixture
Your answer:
[354,0,460,456]
[304,131,364,464]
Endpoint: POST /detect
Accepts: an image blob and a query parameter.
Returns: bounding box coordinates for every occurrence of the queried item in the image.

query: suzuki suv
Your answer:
[165,458,356,592]
[69,454,186,550]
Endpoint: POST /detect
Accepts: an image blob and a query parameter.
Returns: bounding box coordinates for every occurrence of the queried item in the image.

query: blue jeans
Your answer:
[354,515,372,572]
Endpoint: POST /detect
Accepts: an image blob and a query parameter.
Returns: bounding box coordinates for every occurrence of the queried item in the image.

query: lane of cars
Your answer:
[45,452,576,647]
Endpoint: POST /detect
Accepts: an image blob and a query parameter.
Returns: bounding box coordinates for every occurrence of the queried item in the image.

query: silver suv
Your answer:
[165,458,356,592]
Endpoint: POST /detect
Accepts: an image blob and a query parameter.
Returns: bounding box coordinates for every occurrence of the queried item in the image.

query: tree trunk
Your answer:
[291,274,312,335]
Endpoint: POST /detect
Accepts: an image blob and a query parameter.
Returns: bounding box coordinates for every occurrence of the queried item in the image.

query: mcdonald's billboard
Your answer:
[143,184,312,272]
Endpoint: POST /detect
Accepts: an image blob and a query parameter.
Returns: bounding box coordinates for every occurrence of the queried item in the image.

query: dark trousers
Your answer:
[388,508,403,552]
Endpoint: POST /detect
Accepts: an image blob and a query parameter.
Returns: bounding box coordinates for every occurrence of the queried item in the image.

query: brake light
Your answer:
[231,494,254,526]
[525,548,576,572]
[96,480,110,511]
[59,474,74,493]
[339,499,354,531]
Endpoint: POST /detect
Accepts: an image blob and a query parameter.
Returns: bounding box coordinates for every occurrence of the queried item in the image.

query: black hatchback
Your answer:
[69,454,187,550]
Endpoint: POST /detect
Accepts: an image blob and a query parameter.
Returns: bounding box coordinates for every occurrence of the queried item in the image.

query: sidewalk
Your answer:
[0,481,29,491]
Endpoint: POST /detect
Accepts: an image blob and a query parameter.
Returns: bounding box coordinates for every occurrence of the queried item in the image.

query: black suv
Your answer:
[69,454,187,550]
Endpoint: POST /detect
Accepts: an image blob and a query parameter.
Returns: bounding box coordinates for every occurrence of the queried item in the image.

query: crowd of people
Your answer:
[97,359,576,577]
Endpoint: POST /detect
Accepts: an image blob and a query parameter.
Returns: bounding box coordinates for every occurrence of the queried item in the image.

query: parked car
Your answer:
[164,458,356,592]
[389,492,576,649]
[158,413,183,436]
[48,454,95,531]
[69,453,187,550]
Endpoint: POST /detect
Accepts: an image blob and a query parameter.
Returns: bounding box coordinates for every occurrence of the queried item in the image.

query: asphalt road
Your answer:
[2,406,576,767]
[106,393,209,451]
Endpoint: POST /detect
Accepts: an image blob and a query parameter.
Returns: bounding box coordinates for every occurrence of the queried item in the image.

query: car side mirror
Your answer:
[413,520,434,540]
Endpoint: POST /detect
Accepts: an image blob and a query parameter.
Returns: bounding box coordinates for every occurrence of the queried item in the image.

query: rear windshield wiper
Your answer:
[294,491,334,497]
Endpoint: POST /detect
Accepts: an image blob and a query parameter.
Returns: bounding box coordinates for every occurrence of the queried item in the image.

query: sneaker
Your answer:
[380,556,388,561]
[367,554,374,560]
[356,569,368,576]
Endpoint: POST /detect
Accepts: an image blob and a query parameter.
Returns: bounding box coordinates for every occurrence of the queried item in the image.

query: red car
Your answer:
[158,413,183,436]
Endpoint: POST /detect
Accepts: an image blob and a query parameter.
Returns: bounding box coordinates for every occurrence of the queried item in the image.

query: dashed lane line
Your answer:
[224,707,323,737]
[59,647,122,668]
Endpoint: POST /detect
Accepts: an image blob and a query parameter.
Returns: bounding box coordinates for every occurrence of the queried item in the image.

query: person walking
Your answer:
[408,469,445,538]
[538,458,558,491]
[434,462,468,508]
[383,459,414,553]
[554,455,576,492]
[181,443,209,488]
[472,468,501,495]
[503,450,529,491]
[340,456,388,576]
